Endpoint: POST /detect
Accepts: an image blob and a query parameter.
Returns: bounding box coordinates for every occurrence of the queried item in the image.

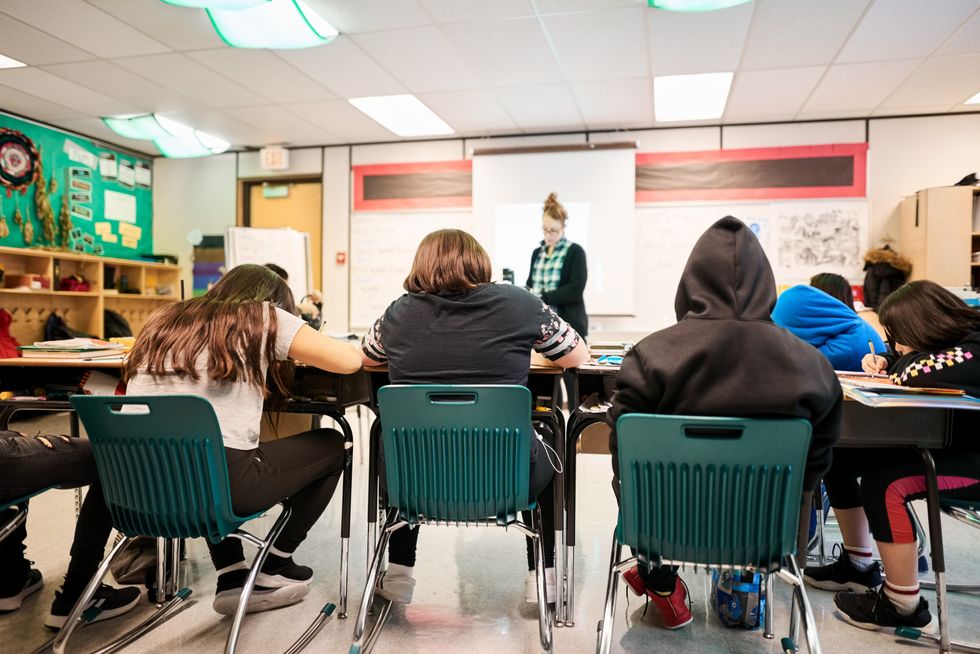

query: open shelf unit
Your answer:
[0,245,181,345]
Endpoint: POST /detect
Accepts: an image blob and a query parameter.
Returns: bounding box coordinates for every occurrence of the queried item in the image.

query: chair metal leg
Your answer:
[225,505,293,654]
[764,572,775,640]
[778,555,822,654]
[565,543,576,628]
[531,505,554,654]
[168,538,181,597]
[154,537,167,604]
[0,505,27,543]
[816,504,826,566]
[90,588,192,654]
[350,516,399,654]
[896,626,980,653]
[282,602,337,654]
[596,531,624,654]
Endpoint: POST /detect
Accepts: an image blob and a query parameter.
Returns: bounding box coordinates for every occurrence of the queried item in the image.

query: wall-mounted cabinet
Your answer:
[0,246,180,345]
[899,186,977,288]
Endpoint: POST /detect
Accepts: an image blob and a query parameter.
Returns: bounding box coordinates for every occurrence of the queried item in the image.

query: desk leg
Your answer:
[70,412,82,519]
[564,414,586,629]
[367,418,381,574]
[323,410,354,620]
[537,411,566,627]
[918,448,950,654]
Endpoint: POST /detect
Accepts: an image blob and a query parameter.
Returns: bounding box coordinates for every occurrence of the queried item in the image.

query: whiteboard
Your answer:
[349,211,473,328]
[636,199,868,330]
[472,148,636,315]
[224,226,311,301]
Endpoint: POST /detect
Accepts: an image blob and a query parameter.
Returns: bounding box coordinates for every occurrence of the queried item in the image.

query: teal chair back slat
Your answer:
[377,385,534,525]
[70,395,245,543]
[616,414,811,571]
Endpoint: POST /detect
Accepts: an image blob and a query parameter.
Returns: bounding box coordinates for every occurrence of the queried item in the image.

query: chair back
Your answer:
[377,384,534,525]
[616,414,811,571]
[70,395,243,543]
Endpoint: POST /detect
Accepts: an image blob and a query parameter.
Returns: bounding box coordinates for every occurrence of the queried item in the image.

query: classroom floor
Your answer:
[4,411,980,654]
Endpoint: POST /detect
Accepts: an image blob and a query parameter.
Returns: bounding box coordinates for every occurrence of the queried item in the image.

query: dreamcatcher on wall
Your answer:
[0,128,42,246]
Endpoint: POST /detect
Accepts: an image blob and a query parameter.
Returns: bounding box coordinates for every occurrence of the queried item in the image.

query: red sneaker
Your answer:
[621,566,693,630]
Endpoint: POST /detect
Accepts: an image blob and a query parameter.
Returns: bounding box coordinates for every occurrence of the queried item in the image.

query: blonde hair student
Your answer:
[124,263,361,616]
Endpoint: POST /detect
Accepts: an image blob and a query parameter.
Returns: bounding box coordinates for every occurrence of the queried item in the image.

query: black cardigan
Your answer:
[525,242,588,338]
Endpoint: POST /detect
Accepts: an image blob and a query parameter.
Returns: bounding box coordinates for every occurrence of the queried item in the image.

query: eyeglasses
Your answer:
[542,227,563,235]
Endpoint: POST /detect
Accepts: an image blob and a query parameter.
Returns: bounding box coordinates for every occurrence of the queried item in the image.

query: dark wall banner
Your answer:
[353,160,472,211]
[635,143,868,202]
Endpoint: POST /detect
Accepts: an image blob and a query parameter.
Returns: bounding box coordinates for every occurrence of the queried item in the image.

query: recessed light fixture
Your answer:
[102,114,229,158]
[207,0,338,49]
[654,72,733,122]
[0,53,27,69]
[348,95,455,137]
[162,0,266,8]
[648,0,751,11]
[966,90,980,105]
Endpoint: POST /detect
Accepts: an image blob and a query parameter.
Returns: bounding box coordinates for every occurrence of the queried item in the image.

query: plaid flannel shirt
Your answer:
[530,237,570,297]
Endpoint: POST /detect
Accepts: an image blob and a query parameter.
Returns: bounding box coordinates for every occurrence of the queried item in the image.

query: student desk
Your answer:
[0,357,373,618]
[561,365,965,653]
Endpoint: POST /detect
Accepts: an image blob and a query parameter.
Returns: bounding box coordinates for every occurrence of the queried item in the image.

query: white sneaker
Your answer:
[524,567,556,604]
[375,566,416,604]
[212,583,308,616]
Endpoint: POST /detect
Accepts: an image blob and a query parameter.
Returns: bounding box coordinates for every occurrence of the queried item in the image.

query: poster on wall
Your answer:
[0,111,153,260]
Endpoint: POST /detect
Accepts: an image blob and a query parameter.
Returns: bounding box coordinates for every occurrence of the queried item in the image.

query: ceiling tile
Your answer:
[154,109,268,147]
[226,105,338,145]
[535,0,644,12]
[2,0,170,58]
[493,84,584,131]
[646,2,753,76]
[416,90,518,134]
[46,117,159,155]
[41,60,202,114]
[0,13,96,65]
[113,53,267,108]
[879,53,980,108]
[837,0,980,63]
[0,84,87,122]
[282,100,396,142]
[352,27,485,92]
[569,78,653,129]
[304,0,431,33]
[442,18,562,87]
[802,59,920,114]
[0,67,137,116]
[543,8,648,81]
[724,66,825,120]
[741,0,872,70]
[187,49,335,104]
[936,8,980,56]
[85,0,225,51]
[276,36,406,99]
[417,0,534,23]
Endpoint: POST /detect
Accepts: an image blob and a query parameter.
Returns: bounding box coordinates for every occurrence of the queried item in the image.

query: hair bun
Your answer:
[544,192,559,207]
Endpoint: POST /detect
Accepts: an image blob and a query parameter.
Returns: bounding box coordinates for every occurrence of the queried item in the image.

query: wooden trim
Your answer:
[472,142,637,156]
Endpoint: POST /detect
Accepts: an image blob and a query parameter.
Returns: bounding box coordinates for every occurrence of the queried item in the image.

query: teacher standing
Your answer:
[527,193,588,404]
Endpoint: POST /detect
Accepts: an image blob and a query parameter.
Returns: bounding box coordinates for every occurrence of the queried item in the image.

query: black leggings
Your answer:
[207,429,347,570]
[0,432,114,598]
[383,434,557,571]
[824,447,980,544]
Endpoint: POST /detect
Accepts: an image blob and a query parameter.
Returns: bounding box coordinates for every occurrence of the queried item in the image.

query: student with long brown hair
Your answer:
[124,264,361,615]
[805,281,980,632]
[361,229,589,606]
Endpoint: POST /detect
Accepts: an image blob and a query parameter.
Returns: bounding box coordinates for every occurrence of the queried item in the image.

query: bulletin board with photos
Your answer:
[0,111,153,260]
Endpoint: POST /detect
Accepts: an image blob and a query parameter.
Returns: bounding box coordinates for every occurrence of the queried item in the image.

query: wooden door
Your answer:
[247,181,322,295]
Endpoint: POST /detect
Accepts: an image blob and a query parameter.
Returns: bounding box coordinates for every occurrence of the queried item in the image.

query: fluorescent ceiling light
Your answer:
[0,53,27,69]
[162,0,268,8]
[966,90,980,105]
[654,72,733,122]
[648,0,751,10]
[103,113,229,157]
[207,0,338,49]
[348,95,454,137]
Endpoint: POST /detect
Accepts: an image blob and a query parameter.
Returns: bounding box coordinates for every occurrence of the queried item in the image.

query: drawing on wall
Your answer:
[775,201,866,277]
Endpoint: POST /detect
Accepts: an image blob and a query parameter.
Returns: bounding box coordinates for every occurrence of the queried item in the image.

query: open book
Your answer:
[836,373,965,396]
[841,383,980,410]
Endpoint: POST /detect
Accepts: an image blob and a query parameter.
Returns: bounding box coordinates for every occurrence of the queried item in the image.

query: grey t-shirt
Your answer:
[126,305,305,451]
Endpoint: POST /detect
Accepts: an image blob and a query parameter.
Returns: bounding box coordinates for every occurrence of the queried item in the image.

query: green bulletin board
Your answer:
[0,111,153,259]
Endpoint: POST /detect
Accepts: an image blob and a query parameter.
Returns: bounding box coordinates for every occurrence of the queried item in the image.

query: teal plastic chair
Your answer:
[58,395,331,654]
[0,486,57,544]
[596,415,821,654]
[350,385,553,654]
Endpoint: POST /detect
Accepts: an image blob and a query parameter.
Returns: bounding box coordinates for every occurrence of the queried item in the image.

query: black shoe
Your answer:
[834,587,933,632]
[212,569,307,616]
[0,568,43,612]
[257,555,313,587]
[804,547,882,593]
[45,584,142,630]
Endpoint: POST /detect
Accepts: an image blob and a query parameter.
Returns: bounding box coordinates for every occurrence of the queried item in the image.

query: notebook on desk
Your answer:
[841,384,980,410]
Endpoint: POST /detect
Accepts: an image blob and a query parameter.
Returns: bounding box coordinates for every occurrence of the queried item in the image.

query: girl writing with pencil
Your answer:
[124,264,362,616]
[805,280,980,632]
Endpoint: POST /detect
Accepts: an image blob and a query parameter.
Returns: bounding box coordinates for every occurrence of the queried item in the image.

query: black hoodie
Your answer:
[607,216,842,492]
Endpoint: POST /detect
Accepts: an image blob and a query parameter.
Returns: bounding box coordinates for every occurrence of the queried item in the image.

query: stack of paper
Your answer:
[18,338,126,360]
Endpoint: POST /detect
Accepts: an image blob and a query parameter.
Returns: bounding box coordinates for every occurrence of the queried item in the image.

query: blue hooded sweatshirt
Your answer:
[772,285,885,372]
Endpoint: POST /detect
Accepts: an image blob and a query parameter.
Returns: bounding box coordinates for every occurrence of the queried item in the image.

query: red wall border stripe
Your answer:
[353,160,472,211]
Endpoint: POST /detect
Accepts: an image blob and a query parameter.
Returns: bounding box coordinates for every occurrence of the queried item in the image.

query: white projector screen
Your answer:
[472,147,635,315]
